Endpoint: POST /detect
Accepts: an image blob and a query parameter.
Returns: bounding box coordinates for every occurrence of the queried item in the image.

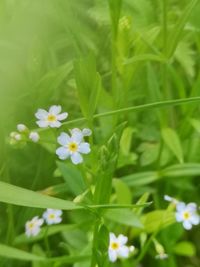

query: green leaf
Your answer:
[119,127,134,156]
[0,181,80,210]
[173,241,196,257]
[108,0,122,37]
[0,244,45,261]
[190,118,200,133]
[113,179,132,204]
[74,55,101,119]
[162,163,200,177]
[141,210,176,233]
[167,0,198,58]
[105,209,143,228]
[161,127,184,163]
[174,41,195,78]
[121,171,159,187]
[57,161,86,196]
[147,63,161,102]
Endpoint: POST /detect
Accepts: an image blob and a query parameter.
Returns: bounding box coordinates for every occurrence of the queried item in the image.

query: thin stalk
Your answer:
[44,226,51,257]
[34,97,200,133]
[90,222,99,267]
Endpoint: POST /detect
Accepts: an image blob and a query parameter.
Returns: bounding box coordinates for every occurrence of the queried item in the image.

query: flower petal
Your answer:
[57,112,68,121]
[71,131,83,144]
[82,128,92,136]
[183,220,192,230]
[175,212,183,222]
[56,147,70,160]
[78,142,91,154]
[176,202,186,212]
[57,132,71,146]
[118,234,128,246]
[108,249,117,262]
[49,105,61,115]
[49,121,61,128]
[36,120,49,128]
[118,245,129,258]
[109,233,117,243]
[71,152,83,164]
[187,203,197,211]
[35,109,48,119]
[190,214,200,225]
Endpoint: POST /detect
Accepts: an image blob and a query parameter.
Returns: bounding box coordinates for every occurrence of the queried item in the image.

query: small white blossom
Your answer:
[164,195,178,205]
[35,105,68,128]
[43,209,62,225]
[14,133,22,141]
[56,130,91,164]
[25,216,44,237]
[17,124,27,132]
[175,202,200,230]
[10,132,17,138]
[153,239,168,260]
[82,128,92,136]
[155,253,168,260]
[108,233,134,262]
[70,128,92,137]
[29,132,40,142]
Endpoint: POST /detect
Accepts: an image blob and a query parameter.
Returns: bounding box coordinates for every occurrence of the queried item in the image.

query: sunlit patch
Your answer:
[47,114,56,122]
[111,242,119,250]
[68,142,78,152]
[183,211,191,220]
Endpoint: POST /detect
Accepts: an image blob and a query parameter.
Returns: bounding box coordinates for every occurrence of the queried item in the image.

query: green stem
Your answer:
[61,97,200,125]
[44,226,51,257]
[90,222,99,267]
[34,97,200,132]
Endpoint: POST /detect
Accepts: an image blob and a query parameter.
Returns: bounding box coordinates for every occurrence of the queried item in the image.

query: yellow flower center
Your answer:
[28,222,35,229]
[47,114,56,122]
[49,214,55,219]
[68,142,78,152]
[111,242,119,250]
[183,211,191,220]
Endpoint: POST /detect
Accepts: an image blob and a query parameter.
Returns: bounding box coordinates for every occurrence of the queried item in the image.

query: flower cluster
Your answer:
[9,105,92,165]
[164,195,200,230]
[10,124,40,144]
[108,233,135,262]
[25,209,62,237]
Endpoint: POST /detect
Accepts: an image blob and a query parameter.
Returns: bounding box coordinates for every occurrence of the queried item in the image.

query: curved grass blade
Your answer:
[0,244,45,261]
[0,181,80,210]
[59,96,200,127]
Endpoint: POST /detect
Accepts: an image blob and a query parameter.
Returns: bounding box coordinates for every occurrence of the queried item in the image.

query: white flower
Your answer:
[175,202,200,230]
[70,128,92,137]
[164,195,178,205]
[17,124,27,132]
[29,132,40,142]
[108,233,134,262]
[43,209,62,225]
[14,133,22,141]
[56,130,91,164]
[82,128,92,136]
[155,253,168,260]
[25,216,44,237]
[35,105,68,128]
